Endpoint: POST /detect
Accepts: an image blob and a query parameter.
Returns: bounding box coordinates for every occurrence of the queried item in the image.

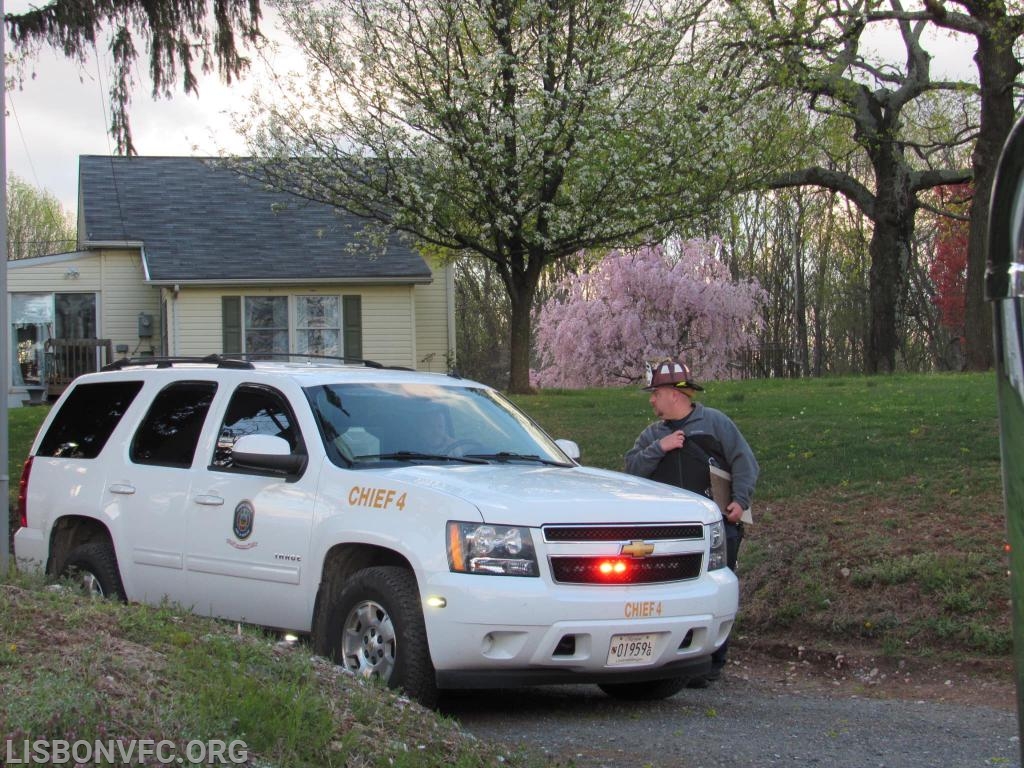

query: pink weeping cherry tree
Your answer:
[533,240,765,388]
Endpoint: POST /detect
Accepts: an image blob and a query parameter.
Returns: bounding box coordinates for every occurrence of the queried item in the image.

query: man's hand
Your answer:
[658,430,685,453]
[723,501,744,524]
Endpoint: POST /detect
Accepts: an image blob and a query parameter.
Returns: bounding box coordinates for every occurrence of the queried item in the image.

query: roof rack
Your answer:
[102,354,254,371]
[239,352,386,369]
[101,353,390,372]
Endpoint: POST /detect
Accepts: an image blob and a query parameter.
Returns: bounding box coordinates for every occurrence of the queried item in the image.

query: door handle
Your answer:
[109,483,136,495]
[194,495,225,506]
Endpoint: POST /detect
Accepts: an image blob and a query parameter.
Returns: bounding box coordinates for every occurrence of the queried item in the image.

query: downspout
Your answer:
[169,284,180,356]
[410,287,417,370]
[447,262,456,370]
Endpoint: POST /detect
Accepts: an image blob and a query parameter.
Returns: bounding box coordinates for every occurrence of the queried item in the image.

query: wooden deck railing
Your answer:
[44,338,114,396]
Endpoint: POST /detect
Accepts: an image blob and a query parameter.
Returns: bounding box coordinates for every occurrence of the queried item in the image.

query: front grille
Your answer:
[549,553,703,585]
[543,524,704,542]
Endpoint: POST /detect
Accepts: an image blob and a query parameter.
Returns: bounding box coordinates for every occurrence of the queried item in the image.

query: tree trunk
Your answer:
[508,292,534,393]
[505,252,545,394]
[812,304,824,376]
[864,135,917,374]
[867,231,898,373]
[963,33,1021,371]
[867,207,914,374]
[793,195,810,377]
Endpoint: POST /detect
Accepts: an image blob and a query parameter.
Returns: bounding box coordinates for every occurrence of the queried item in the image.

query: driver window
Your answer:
[213,385,303,469]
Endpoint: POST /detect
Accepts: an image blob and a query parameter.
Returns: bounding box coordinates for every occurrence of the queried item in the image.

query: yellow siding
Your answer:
[8,254,103,291]
[99,251,162,356]
[361,286,416,367]
[414,257,455,373]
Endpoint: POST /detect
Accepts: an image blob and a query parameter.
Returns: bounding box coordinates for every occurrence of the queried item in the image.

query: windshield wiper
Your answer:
[364,451,488,465]
[465,452,568,466]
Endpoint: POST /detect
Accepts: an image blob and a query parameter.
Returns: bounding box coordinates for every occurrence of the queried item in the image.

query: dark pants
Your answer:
[711,521,744,669]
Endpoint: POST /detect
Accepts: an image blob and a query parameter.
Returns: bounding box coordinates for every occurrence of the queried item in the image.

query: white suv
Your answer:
[14,356,737,705]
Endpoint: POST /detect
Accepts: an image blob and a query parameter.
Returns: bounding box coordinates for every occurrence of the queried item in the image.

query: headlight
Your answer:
[447,521,538,576]
[707,519,727,571]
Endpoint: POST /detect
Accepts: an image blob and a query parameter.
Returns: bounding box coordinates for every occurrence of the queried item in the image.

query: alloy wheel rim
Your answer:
[341,600,396,681]
[78,571,105,598]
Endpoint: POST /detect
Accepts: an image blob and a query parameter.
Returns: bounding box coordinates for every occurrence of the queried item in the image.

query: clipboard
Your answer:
[709,464,753,524]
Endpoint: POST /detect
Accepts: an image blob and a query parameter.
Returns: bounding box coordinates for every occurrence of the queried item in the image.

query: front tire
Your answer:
[598,676,688,701]
[61,541,127,601]
[314,566,438,707]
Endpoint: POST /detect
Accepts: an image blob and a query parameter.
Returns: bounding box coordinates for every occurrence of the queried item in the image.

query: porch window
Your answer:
[11,293,52,387]
[55,293,97,339]
[9,292,97,387]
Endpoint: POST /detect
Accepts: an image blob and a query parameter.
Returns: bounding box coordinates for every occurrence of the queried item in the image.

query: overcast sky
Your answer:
[5,30,265,213]
[3,10,979,217]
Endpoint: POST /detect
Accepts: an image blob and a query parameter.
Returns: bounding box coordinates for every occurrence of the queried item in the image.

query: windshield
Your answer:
[306,382,571,468]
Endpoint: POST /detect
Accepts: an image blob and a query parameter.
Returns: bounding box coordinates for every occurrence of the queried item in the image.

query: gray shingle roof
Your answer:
[78,156,431,284]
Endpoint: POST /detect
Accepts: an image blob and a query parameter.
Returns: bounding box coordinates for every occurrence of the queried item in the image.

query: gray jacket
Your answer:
[624,402,759,509]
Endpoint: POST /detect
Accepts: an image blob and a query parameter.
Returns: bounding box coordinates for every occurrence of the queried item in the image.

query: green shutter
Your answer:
[343,295,362,360]
[222,296,242,353]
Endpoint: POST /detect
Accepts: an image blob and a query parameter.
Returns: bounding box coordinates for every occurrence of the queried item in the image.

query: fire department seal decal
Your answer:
[233,501,255,540]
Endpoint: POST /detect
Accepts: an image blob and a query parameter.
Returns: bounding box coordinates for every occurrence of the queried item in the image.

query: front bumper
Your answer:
[437,652,714,688]
[422,569,737,688]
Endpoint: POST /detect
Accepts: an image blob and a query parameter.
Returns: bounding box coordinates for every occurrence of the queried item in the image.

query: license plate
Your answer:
[606,633,658,666]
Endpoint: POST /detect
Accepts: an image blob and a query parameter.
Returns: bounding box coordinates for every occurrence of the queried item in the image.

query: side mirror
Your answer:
[232,434,306,477]
[555,439,581,462]
[987,113,1024,757]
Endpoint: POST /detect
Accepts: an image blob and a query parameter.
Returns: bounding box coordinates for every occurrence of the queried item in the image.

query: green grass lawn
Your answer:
[510,372,1001,504]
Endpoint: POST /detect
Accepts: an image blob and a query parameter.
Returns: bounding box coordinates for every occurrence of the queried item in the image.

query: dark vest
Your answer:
[649,420,728,501]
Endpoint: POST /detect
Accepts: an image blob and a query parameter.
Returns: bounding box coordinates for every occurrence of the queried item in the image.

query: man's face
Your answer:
[419,409,453,452]
[649,386,688,420]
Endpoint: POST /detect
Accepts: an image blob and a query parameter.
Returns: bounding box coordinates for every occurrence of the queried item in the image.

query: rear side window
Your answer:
[130,381,218,469]
[37,381,144,458]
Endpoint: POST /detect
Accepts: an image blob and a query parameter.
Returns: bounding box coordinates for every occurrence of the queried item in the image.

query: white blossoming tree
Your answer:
[239,0,790,392]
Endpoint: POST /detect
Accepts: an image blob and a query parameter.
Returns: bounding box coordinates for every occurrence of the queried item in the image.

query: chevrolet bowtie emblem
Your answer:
[620,540,655,558]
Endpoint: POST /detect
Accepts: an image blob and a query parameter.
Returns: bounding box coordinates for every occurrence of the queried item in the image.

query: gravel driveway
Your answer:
[445,670,1021,768]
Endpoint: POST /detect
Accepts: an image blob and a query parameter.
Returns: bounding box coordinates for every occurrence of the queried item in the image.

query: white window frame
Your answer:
[294,294,342,357]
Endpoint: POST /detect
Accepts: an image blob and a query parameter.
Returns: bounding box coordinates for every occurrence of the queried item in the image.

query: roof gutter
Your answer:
[81,240,146,250]
[7,251,93,268]
[80,240,152,281]
[80,240,432,286]
[143,276,433,287]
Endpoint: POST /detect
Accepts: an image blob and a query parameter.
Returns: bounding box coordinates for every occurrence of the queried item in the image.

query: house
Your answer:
[7,156,456,404]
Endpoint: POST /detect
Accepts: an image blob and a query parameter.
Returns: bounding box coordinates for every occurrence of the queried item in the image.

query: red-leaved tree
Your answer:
[928,184,971,341]
[533,241,764,388]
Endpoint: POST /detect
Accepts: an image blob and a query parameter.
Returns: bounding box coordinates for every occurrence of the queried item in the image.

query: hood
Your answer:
[377,463,720,528]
